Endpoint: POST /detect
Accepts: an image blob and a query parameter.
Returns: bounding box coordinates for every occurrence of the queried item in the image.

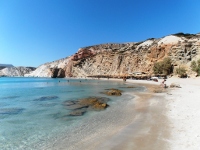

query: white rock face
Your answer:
[25,57,71,77]
[158,35,183,45]
[0,67,35,77]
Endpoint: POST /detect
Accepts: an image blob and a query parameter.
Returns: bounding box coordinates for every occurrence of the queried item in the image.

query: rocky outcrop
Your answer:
[25,32,200,77]
[0,66,36,77]
[63,97,110,116]
[50,68,65,78]
[103,89,122,96]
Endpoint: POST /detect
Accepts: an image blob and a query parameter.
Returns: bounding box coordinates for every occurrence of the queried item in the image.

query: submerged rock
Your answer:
[78,97,109,110]
[63,97,110,116]
[34,96,59,101]
[69,109,86,116]
[0,108,25,115]
[0,96,20,99]
[103,88,122,96]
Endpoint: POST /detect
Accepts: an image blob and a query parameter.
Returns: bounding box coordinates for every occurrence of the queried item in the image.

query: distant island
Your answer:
[0,64,36,77]
[0,64,14,70]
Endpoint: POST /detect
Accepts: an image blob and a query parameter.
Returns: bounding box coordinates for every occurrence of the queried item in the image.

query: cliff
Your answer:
[25,33,200,78]
[0,67,36,77]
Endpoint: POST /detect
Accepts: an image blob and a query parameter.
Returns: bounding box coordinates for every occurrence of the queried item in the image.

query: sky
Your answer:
[0,0,200,67]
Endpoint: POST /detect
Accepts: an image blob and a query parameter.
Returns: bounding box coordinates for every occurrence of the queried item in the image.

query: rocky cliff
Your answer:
[0,67,36,77]
[25,33,200,78]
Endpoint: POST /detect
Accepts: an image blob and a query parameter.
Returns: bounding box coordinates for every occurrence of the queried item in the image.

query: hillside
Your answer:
[0,67,36,77]
[25,33,200,78]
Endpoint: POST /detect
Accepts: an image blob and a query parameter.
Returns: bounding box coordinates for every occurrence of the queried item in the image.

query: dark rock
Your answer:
[69,109,86,116]
[103,89,122,96]
[0,108,25,115]
[65,104,88,110]
[1,96,20,99]
[63,97,110,116]
[57,69,65,78]
[51,68,65,78]
[34,96,59,101]
[51,68,59,78]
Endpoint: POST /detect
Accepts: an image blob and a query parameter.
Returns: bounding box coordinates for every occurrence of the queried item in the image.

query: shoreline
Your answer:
[96,77,200,149]
[95,78,170,150]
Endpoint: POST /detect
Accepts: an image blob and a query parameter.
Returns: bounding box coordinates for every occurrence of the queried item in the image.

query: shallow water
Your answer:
[0,77,145,150]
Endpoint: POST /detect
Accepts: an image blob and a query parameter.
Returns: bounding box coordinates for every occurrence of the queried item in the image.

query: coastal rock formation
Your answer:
[25,33,200,77]
[50,68,65,78]
[63,97,109,116]
[103,89,122,96]
[0,66,36,77]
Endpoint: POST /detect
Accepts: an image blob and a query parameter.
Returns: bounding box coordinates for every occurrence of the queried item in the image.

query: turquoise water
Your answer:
[0,77,144,150]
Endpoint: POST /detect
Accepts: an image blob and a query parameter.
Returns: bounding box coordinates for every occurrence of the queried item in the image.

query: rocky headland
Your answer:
[0,66,36,77]
[25,32,200,78]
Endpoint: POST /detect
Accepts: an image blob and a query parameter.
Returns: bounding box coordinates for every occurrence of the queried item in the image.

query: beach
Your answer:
[79,77,200,150]
[164,77,200,149]
[108,77,200,150]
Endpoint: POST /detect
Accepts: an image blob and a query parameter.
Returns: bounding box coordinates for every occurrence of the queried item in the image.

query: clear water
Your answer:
[0,77,145,150]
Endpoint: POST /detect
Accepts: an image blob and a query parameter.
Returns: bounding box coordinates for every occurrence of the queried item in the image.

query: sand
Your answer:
[164,77,200,149]
[97,77,200,150]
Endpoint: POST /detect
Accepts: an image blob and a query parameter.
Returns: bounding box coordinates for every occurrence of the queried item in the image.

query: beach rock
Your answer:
[63,97,110,116]
[69,109,86,116]
[104,89,122,96]
[170,83,181,88]
[78,97,109,110]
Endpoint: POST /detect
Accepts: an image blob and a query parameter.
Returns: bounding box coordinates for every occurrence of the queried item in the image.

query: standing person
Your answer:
[161,79,166,88]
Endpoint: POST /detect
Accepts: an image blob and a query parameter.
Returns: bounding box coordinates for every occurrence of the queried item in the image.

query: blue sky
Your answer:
[0,0,200,67]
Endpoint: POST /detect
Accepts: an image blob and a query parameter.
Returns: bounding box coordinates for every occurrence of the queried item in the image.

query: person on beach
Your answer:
[161,79,166,88]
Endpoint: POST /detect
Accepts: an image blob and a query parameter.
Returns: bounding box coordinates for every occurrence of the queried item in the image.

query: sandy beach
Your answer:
[164,77,200,150]
[126,77,200,150]
[95,77,200,150]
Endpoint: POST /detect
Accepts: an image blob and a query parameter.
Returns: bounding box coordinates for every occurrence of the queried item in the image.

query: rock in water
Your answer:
[63,97,110,116]
[103,89,122,96]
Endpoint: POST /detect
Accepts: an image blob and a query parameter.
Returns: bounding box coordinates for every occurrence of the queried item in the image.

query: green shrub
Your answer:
[176,66,187,78]
[153,57,172,75]
[190,59,200,76]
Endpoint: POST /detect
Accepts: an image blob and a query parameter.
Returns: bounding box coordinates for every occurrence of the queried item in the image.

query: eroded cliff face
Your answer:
[26,33,200,77]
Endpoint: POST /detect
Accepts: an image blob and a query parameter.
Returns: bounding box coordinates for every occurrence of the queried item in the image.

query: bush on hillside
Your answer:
[190,59,200,76]
[176,66,187,78]
[153,57,173,75]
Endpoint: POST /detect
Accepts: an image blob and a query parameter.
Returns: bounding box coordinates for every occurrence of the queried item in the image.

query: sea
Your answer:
[0,77,145,150]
